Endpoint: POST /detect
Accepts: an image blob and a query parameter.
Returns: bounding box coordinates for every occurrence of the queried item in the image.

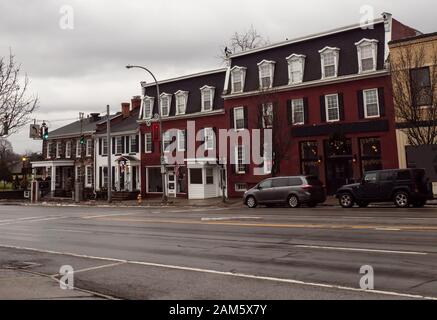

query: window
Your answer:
[175,91,188,115]
[160,94,171,117]
[235,183,247,192]
[200,86,215,112]
[189,168,203,184]
[204,128,214,150]
[325,94,340,122]
[56,142,61,158]
[397,170,411,180]
[163,131,172,152]
[102,138,108,156]
[379,171,393,181]
[355,39,378,73]
[262,103,273,128]
[410,67,432,107]
[319,47,340,79]
[76,140,81,157]
[286,54,306,84]
[130,135,137,153]
[75,166,81,181]
[65,141,71,158]
[142,96,154,119]
[231,66,246,93]
[291,99,304,125]
[300,141,319,177]
[85,165,93,187]
[102,167,108,188]
[145,133,152,153]
[205,168,214,184]
[47,142,52,158]
[178,130,185,152]
[235,145,246,173]
[116,136,123,154]
[272,178,290,188]
[258,179,272,189]
[363,89,380,118]
[257,60,275,89]
[360,137,382,173]
[364,172,377,183]
[234,107,245,130]
[86,139,92,156]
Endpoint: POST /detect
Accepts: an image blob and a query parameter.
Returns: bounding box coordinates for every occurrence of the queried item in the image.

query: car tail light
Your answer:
[302,184,312,189]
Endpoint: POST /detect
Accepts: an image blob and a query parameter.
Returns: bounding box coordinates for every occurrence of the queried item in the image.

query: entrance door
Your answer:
[119,166,125,190]
[167,172,176,197]
[326,158,353,194]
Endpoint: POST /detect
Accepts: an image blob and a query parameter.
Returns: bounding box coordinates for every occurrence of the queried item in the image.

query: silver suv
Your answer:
[243,176,326,208]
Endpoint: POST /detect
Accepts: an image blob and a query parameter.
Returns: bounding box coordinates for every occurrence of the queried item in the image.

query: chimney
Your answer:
[121,102,130,118]
[89,113,100,122]
[131,96,141,110]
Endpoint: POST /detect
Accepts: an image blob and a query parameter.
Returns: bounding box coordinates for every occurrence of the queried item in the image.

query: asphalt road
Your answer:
[0,203,437,299]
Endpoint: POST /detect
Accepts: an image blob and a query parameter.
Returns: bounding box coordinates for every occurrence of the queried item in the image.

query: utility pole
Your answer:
[106,105,112,203]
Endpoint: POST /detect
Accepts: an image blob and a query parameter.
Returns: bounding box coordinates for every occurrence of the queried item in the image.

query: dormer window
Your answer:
[230,66,247,93]
[257,60,275,89]
[175,90,188,115]
[200,85,215,112]
[141,96,154,119]
[160,93,171,117]
[319,47,340,79]
[286,54,306,84]
[355,39,378,73]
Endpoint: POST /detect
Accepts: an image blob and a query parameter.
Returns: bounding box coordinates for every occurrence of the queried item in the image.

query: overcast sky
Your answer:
[1,0,436,154]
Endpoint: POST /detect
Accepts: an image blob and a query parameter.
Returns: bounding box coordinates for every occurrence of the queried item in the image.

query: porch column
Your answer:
[50,165,56,197]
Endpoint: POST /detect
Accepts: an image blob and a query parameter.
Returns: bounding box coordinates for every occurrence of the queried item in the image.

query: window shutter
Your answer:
[357,90,365,119]
[135,134,139,153]
[258,104,264,128]
[111,166,115,190]
[230,108,234,129]
[151,139,155,153]
[303,97,309,124]
[141,134,145,153]
[99,167,102,188]
[184,129,187,151]
[338,93,345,121]
[212,127,217,151]
[378,87,385,116]
[112,137,115,154]
[243,106,248,129]
[320,95,326,122]
[286,100,292,124]
[245,163,249,174]
[125,136,130,153]
[122,136,126,154]
[99,138,102,155]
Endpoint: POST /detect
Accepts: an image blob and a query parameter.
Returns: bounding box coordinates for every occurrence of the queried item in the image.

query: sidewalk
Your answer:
[0,268,104,300]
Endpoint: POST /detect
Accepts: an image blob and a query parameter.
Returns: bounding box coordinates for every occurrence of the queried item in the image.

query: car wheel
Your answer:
[246,196,257,208]
[412,200,426,208]
[307,202,317,208]
[357,201,369,208]
[287,195,300,208]
[339,193,354,208]
[394,191,409,208]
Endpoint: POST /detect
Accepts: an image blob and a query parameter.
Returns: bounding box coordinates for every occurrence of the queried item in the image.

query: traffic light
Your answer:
[80,135,85,145]
[43,127,49,141]
[152,123,160,141]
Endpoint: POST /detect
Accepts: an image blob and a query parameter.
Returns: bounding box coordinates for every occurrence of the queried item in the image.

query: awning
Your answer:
[31,160,75,168]
[114,155,140,164]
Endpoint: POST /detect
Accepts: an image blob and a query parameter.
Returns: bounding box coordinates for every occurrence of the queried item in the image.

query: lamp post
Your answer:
[126,65,167,203]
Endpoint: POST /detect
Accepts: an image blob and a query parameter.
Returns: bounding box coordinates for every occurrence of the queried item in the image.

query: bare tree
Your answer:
[0,138,13,161]
[0,50,38,136]
[219,25,269,63]
[390,44,437,146]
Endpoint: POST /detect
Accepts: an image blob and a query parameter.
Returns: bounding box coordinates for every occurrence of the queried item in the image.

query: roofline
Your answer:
[142,68,227,87]
[389,31,437,46]
[228,19,384,58]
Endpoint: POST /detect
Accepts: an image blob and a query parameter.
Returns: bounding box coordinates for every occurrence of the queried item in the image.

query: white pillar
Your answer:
[51,166,56,196]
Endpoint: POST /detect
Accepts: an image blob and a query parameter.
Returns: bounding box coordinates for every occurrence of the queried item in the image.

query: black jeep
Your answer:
[336,169,433,208]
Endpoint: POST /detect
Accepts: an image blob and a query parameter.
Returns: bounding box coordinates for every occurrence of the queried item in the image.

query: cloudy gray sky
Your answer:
[1,0,436,154]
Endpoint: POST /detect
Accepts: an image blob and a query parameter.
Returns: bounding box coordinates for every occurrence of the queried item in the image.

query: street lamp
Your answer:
[126,65,167,203]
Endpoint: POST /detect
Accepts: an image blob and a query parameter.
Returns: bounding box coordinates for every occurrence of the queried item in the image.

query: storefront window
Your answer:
[360,137,382,173]
[300,141,320,177]
[190,168,203,184]
[148,167,163,192]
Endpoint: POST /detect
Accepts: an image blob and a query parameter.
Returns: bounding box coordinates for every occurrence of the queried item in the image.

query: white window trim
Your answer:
[200,85,215,112]
[363,88,380,119]
[291,98,305,125]
[233,106,245,131]
[142,96,154,119]
[174,90,188,115]
[177,130,185,152]
[47,142,52,158]
[145,132,152,153]
[56,142,61,158]
[286,54,306,85]
[235,145,246,174]
[257,60,276,90]
[65,141,71,158]
[325,94,340,122]
[230,66,247,94]
[235,183,247,192]
[102,137,108,156]
[160,93,172,117]
[86,139,92,156]
[85,165,92,187]
[204,127,214,150]
[76,140,81,157]
[355,39,378,74]
[130,135,137,153]
[319,46,340,79]
[115,136,123,154]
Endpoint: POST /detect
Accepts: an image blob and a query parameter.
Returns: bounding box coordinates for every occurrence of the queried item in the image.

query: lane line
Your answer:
[0,216,65,226]
[201,216,262,221]
[294,245,427,255]
[82,212,140,219]
[0,243,435,300]
[57,262,127,275]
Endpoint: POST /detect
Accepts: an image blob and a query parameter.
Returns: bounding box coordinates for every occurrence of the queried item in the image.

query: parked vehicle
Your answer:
[243,176,326,208]
[336,169,433,208]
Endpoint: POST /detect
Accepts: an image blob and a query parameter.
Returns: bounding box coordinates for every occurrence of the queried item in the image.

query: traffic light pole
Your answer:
[106,105,112,203]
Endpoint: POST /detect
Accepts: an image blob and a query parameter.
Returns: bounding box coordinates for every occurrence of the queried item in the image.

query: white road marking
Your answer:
[201,216,262,221]
[374,227,401,231]
[0,216,65,226]
[46,228,92,234]
[82,212,139,219]
[0,243,435,300]
[294,245,427,255]
[59,262,126,275]
[0,216,52,223]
